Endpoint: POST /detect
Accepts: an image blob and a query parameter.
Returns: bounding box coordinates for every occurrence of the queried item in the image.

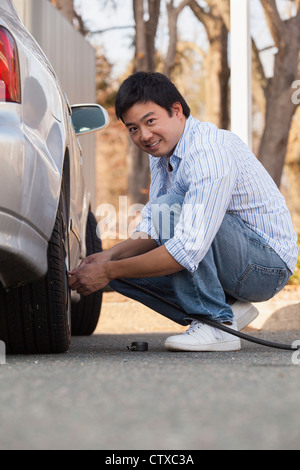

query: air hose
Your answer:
[118,278,299,351]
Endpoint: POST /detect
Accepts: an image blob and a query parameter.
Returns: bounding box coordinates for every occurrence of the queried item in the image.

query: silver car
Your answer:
[0,0,108,354]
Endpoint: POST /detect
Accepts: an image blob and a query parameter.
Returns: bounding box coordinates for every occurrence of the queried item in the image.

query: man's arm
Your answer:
[68,236,184,296]
[107,244,183,280]
[107,234,158,261]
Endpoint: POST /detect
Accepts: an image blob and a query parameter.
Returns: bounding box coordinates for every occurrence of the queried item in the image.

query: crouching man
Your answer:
[69,72,299,352]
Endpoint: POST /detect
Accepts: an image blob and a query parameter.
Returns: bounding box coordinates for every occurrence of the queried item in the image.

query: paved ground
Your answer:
[0,286,299,451]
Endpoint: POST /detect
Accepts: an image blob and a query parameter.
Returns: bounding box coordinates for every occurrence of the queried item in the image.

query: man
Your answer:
[69,72,299,352]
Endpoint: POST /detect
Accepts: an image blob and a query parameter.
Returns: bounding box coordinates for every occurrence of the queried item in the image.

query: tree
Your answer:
[213,0,268,118]
[190,0,300,188]
[188,0,230,129]
[133,0,161,73]
[129,0,191,205]
[258,0,300,187]
[126,0,161,206]
[163,0,192,78]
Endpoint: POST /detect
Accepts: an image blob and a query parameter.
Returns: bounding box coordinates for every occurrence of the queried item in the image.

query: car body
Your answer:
[0,0,108,354]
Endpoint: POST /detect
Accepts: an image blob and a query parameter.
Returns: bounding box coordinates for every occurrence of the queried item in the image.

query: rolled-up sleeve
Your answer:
[164,142,238,272]
[134,200,161,244]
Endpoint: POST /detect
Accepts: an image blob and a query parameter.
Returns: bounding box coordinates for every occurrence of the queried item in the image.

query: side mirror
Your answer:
[71,104,109,136]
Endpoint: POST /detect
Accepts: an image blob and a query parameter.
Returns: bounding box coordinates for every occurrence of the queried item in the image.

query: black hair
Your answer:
[115,72,191,121]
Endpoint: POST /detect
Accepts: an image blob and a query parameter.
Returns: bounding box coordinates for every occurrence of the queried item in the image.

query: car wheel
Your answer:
[0,184,71,354]
[71,211,103,336]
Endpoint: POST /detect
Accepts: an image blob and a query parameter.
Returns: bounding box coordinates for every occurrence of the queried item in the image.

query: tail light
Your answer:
[0,27,21,103]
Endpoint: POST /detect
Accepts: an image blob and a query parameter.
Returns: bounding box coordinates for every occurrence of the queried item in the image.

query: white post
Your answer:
[230,0,252,148]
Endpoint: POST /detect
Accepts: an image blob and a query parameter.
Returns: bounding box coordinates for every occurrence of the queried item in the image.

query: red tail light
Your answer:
[0,27,21,103]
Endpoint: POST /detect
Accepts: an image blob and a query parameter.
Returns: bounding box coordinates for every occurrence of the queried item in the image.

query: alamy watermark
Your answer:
[96,196,145,240]
[292,341,300,365]
[0,341,6,365]
[95,196,206,256]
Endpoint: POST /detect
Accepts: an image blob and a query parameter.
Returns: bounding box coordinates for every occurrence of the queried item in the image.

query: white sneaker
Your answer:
[232,301,259,331]
[165,320,241,352]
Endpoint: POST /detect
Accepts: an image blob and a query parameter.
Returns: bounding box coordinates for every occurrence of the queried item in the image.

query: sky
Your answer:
[74,0,278,79]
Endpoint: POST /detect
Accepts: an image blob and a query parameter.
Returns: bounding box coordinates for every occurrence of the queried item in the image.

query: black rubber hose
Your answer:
[118,278,299,351]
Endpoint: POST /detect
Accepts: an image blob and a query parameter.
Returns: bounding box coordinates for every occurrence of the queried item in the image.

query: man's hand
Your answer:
[68,252,111,296]
[68,236,157,297]
[68,241,183,297]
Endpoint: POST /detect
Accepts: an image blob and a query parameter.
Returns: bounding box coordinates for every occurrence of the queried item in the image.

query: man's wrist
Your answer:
[105,260,115,281]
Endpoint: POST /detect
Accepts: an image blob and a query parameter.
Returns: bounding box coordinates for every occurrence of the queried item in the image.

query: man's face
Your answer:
[122,101,186,158]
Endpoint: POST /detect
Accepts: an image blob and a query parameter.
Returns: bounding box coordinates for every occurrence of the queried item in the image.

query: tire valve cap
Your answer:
[127,341,148,352]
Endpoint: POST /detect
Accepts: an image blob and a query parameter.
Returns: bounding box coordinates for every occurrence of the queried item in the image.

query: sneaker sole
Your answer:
[236,305,259,331]
[165,339,241,352]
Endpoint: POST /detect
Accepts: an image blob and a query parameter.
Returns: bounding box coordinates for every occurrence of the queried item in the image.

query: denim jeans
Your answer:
[110,194,291,325]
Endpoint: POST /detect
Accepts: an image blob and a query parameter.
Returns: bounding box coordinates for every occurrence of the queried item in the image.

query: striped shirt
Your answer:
[135,116,299,273]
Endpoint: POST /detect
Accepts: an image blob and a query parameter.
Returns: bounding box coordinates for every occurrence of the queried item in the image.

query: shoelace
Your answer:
[185,320,226,341]
[184,321,203,335]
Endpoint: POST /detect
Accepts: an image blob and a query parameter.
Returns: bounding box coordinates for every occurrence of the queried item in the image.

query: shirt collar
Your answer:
[154,115,194,169]
[172,115,194,160]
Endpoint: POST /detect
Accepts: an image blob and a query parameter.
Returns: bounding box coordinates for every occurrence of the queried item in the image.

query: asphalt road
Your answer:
[0,330,300,451]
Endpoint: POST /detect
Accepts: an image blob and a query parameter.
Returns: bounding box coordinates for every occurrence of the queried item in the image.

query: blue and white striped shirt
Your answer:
[135,116,299,273]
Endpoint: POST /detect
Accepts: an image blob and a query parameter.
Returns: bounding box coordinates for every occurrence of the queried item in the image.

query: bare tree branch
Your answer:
[175,0,192,15]
[188,0,230,128]
[127,0,162,205]
[164,0,191,77]
[214,0,230,29]
[258,0,300,186]
[88,25,135,35]
[145,0,161,73]
[211,0,268,117]
[260,0,285,47]
[189,0,212,26]
[133,0,148,71]
[252,38,268,115]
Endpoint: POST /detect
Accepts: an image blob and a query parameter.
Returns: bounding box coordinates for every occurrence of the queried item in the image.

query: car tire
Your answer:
[0,186,71,354]
[71,211,103,336]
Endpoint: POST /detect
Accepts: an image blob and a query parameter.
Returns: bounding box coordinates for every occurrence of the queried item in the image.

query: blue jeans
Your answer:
[110,194,291,325]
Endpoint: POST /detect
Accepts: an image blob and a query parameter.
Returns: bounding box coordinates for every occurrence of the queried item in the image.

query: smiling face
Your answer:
[123,101,186,158]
